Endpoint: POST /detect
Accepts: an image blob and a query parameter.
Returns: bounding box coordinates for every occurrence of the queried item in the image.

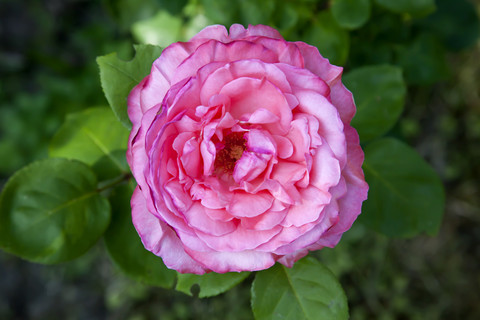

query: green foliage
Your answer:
[91,150,130,183]
[360,138,445,237]
[176,271,250,298]
[303,10,350,65]
[0,1,130,176]
[374,0,436,17]
[331,0,371,30]
[103,0,188,30]
[251,257,348,320]
[420,0,480,51]
[344,65,406,141]
[97,44,163,128]
[396,33,450,85]
[104,182,176,288]
[0,158,110,263]
[238,0,276,25]
[132,11,184,47]
[49,107,129,170]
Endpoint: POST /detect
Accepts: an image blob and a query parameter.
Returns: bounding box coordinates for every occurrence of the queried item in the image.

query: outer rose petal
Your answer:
[131,187,207,274]
[313,126,368,248]
[229,24,283,40]
[294,41,356,123]
[190,25,229,42]
[185,247,276,274]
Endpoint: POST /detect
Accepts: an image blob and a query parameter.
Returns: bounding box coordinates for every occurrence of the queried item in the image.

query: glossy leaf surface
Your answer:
[49,107,129,172]
[344,65,406,141]
[176,271,250,298]
[252,257,348,320]
[97,45,163,128]
[0,158,110,263]
[360,138,445,237]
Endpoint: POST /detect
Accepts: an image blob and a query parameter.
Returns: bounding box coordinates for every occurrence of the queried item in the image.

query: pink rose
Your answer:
[127,24,368,274]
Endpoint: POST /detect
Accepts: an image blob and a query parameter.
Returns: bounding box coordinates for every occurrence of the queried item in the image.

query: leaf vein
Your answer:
[81,127,126,172]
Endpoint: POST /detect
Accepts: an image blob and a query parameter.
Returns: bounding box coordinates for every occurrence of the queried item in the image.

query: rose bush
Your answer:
[127,24,368,274]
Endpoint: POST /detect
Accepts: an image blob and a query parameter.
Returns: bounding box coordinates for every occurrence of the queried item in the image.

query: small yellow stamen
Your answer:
[214,132,246,173]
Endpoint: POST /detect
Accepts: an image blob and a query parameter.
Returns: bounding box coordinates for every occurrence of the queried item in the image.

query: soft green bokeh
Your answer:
[374,0,436,16]
[331,0,371,30]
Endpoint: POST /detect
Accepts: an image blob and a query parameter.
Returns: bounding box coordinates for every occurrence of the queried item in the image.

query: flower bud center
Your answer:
[214,132,246,173]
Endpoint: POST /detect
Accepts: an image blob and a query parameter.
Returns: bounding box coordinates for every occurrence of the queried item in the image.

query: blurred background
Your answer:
[0,0,479,319]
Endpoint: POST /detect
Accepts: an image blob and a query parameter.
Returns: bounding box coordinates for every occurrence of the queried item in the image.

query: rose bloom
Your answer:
[127,24,368,274]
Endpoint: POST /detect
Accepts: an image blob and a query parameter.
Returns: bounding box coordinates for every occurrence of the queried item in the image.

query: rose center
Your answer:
[214,132,246,173]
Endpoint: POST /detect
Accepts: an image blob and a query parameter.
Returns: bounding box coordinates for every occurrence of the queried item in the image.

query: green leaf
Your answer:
[104,182,176,288]
[0,158,110,263]
[331,0,371,30]
[302,10,350,66]
[396,33,449,86]
[374,0,436,17]
[251,257,348,320]
[360,138,445,237]
[132,10,183,47]
[91,150,129,183]
[176,271,250,298]
[344,65,406,141]
[49,107,129,172]
[97,44,163,128]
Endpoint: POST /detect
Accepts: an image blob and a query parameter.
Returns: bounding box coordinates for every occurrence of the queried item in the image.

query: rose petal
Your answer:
[271,161,306,185]
[230,24,283,40]
[294,41,356,123]
[246,129,276,155]
[240,206,289,230]
[314,127,368,247]
[195,222,282,252]
[184,247,276,273]
[190,182,231,210]
[285,118,310,162]
[273,135,293,159]
[173,40,279,85]
[246,108,280,124]
[190,24,229,42]
[309,139,342,191]
[180,137,201,178]
[131,187,207,274]
[233,152,268,183]
[182,202,237,236]
[219,77,292,134]
[227,191,274,218]
[293,88,347,167]
[281,186,331,228]
[199,59,292,105]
